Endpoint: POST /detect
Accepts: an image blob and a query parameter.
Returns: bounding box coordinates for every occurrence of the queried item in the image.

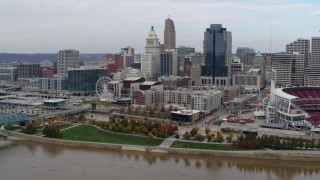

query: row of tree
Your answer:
[235,134,320,150]
[42,125,63,139]
[183,127,233,143]
[89,115,178,138]
[22,124,36,135]
[120,105,178,118]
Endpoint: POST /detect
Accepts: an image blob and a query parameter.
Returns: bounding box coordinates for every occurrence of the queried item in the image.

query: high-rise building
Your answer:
[67,66,107,93]
[121,46,135,68]
[286,38,310,67]
[311,37,320,64]
[160,50,178,76]
[164,18,176,50]
[236,47,255,62]
[304,37,320,86]
[202,24,232,86]
[57,49,80,76]
[176,46,195,75]
[272,53,304,86]
[141,26,160,80]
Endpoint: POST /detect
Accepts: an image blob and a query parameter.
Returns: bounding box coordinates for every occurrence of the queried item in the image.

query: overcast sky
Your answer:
[0,0,319,54]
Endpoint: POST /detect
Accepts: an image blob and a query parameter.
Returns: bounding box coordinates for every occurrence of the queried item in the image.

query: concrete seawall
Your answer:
[1,129,320,162]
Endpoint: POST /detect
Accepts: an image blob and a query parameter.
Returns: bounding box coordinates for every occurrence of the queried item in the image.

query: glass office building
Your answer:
[67,66,107,92]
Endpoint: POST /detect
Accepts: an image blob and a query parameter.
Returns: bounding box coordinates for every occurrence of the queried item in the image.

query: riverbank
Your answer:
[1,129,320,162]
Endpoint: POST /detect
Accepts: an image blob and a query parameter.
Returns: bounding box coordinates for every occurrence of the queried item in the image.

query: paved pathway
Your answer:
[158,137,176,148]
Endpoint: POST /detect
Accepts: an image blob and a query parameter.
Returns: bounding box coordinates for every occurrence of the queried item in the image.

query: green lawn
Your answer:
[59,124,74,131]
[62,125,163,146]
[4,125,23,131]
[171,141,234,151]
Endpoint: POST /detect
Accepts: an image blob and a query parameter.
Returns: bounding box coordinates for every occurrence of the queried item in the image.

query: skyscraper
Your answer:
[141,26,160,80]
[202,24,232,86]
[160,50,178,76]
[286,38,310,67]
[236,47,255,62]
[164,18,176,50]
[272,53,304,86]
[57,49,80,76]
[304,37,320,86]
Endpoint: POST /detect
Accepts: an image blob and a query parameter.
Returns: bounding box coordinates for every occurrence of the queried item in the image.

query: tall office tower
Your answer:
[176,46,195,75]
[286,38,310,67]
[164,18,176,50]
[57,49,80,76]
[121,46,135,68]
[311,37,320,64]
[236,47,255,62]
[141,26,160,80]
[67,66,107,93]
[202,24,232,86]
[272,53,304,86]
[304,37,320,86]
[160,50,178,76]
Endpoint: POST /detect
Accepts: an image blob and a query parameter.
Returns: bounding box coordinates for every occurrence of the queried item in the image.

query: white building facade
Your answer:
[141,26,160,81]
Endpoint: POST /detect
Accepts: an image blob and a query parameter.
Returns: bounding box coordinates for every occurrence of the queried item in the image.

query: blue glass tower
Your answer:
[202,24,229,81]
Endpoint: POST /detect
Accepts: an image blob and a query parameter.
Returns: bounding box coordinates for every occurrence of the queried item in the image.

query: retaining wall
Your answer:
[1,129,320,162]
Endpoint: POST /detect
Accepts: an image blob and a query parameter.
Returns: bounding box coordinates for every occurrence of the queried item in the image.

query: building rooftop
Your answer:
[43,99,66,103]
[273,88,298,100]
[141,81,158,86]
[171,110,200,115]
[124,77,143,81]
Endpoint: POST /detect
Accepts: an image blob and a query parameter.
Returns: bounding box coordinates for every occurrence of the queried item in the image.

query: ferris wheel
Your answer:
[96,77,114,101]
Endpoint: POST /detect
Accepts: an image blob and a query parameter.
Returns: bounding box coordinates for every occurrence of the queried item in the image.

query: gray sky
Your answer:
[0,0,319,54]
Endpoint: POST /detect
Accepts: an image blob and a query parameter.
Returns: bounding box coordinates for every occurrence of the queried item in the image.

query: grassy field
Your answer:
[171,141,234,151]
[59,124,74,131]
[4,125,23,131]
[62,125,163,146]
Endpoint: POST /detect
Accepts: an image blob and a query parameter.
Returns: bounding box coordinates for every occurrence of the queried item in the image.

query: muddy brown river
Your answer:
[1,140,320,180]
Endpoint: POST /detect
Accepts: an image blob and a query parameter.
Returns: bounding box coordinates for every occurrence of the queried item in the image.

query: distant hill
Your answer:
[0,53,105,63]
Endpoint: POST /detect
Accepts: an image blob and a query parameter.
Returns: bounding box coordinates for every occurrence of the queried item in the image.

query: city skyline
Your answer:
[0,0,319,53]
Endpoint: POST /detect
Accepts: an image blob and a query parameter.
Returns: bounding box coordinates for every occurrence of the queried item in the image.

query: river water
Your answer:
[1,140,320,180]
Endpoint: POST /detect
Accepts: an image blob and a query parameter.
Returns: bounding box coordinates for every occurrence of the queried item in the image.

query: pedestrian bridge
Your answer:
[0,112,29,125]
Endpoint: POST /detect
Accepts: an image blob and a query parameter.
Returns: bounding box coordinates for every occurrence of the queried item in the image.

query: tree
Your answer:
[134,126,140,134]
[151,128,158,136]
[142,127,149,136]
[205,128,211,135]
[195,133,205,141]
[149,108,155,117]
[310,139,316,149]
[111,123,117,131]
[120,106,126,113]
[127,105,133,113]
[206,134,213,142]
[183,131,191,140]
[42,125,63,139]
[190,127,199,136]
[215,131,224,143]
[78,114,86,122]
[22,124,36,135]
[298,138,304,149]
[226,132,234,143]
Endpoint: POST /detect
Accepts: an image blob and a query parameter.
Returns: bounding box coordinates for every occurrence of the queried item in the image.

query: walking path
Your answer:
[158,137,176,148]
